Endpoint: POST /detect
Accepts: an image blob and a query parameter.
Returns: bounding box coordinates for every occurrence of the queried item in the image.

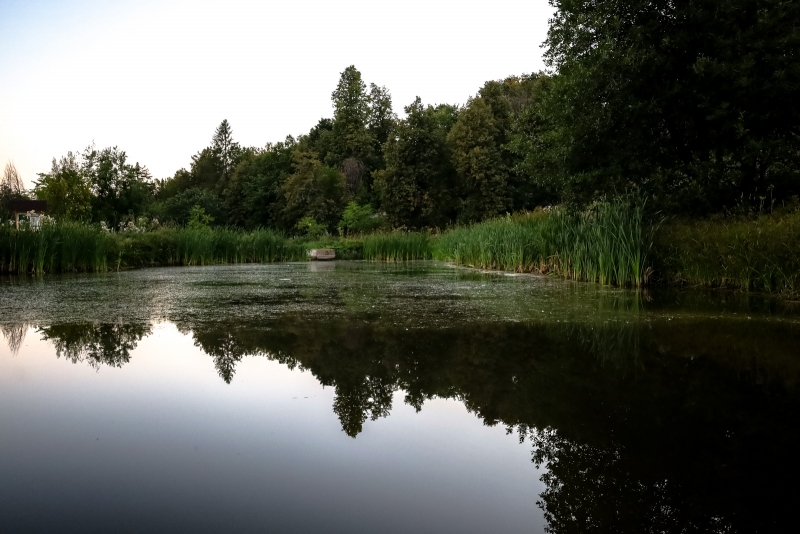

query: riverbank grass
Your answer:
[363,232,432,261]
[435,199,655,287]
[0,224,307,274]
[655,211,800,295]
[3,204,799,298]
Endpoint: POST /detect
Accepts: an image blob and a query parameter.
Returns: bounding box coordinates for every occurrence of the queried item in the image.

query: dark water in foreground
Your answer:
[1,261,799,533]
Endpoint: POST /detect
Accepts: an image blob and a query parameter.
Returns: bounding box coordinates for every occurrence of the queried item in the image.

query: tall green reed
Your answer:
[0,223,307,274]
[654,210,800,296]
[435,198,656,287]
[362,232,432,261]
[0,221,112,274]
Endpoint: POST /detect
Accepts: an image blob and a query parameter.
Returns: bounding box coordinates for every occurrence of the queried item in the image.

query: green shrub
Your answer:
[337,202,384,236]
[296,216,327,239]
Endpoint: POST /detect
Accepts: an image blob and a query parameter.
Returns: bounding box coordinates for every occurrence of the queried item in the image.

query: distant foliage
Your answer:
[157,187,225,227]
[448,97,509,222]
[281,151,348,233]
[224,139,295,229]
[296,216,327,238]
[374,98,459,229]
[337,202,383,236]
[33,152,92,221]
[83,146,153,227]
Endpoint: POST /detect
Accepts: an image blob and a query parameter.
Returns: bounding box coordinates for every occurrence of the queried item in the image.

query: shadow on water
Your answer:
[2,263,800,532]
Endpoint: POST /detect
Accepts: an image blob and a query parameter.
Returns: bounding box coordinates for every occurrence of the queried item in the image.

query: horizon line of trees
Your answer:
[4,0,798,233]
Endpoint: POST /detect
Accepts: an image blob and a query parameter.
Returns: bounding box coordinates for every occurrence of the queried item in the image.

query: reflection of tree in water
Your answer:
[38,309,787,531]
[529,428,702,533]
[333,375,395,437]
[525,420,796,534]
[178,315,800,532]
[187,322,398,434]
[325,325,396,437]
[37,323,150,369]
[564,320,641,370]
[192,330,251,384]
[1,323,29,355]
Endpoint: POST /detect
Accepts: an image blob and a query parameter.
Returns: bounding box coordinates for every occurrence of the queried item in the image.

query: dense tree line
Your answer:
[6,0,798,231]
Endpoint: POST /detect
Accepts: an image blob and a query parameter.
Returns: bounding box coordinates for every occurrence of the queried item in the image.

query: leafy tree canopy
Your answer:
[33,152,93,221]
[375,98,459,229]
[542,0,800,213]
[157,187,226,226]
[280,151,348,232]
[225,138,296,229]
[80,145,153,227]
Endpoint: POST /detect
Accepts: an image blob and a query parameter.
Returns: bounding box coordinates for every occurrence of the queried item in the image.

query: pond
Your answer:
[1,261,799,533]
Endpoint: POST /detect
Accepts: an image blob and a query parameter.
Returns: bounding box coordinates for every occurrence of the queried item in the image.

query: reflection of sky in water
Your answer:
[0,323,546,533]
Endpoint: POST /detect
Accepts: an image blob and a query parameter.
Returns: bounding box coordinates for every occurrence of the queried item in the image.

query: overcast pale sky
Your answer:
[0,0,552,187]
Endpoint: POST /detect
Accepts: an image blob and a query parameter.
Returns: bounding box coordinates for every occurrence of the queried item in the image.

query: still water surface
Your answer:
[1,261,799,533]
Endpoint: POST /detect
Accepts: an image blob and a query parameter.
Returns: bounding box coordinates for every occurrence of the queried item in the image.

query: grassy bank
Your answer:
[654,212,800,296]
[4,205,799,298]
[435,199,654,287]
[0,223,307,274]
[363,232,432,261]
[433,204,800,296]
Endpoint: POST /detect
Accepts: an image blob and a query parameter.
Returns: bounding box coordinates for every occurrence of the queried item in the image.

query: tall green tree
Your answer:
[163,120,243,196]
[543,0,800,213]
[329,66,389,197]
[280,151,348,232]
[33,152,93,221]
[367,83,397,167]
[375,98,459,229]
[83,146,153,227]
[447,75,555,222]
[448,97,509,222]
[503,74,559,209]
[224,138,296,228]
[211,119,242,193]
[330,66,373,165]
